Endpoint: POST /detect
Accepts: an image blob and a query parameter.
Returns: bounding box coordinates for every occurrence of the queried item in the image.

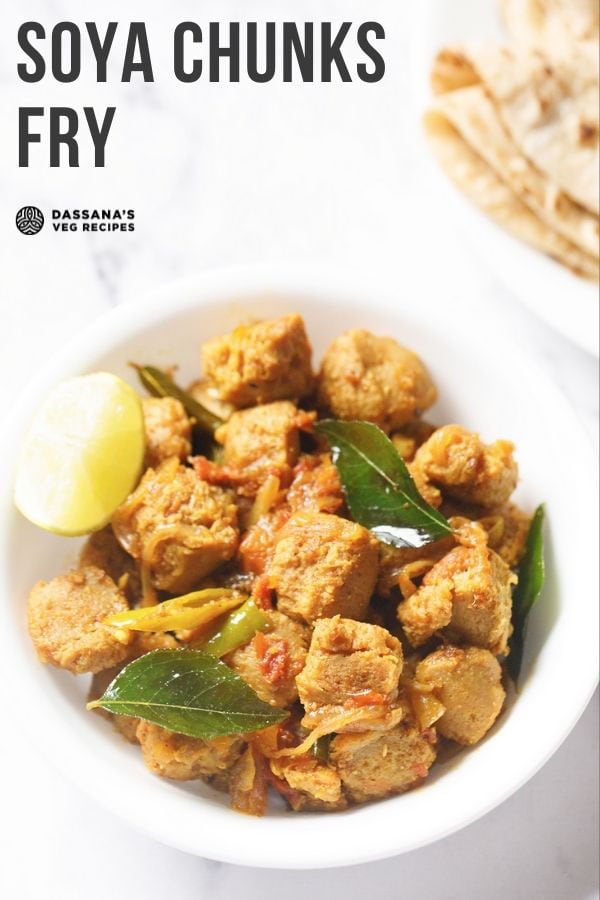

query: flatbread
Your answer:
[429,83,599,256]
[430,48,479,96]
[432,45,600,215]
[423,109,599,281]
[500,0,599,56]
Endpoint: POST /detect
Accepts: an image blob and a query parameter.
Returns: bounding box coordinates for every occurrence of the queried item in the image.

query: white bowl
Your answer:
[0,264,597,868]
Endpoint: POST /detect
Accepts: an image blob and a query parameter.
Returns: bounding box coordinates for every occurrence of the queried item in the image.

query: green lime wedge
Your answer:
[15,372,145,536]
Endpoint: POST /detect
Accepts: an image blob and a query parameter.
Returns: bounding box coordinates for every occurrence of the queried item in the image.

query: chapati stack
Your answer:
[424,0,600,281]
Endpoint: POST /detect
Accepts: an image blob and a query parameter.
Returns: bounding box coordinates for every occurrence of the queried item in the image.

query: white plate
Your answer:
[410,0,599,357]
[0,264,597,868]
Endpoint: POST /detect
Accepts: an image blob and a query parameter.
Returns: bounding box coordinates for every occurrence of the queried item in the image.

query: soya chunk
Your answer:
[112,458,239,593]
[330,722,437,802]
[237,455,343,576]
[398,543,515,655]
[142,397,192,468]
[416,645,505,745]
[79,526,141,606]
[410,424,518,509]
[217,401,306,484]
[396,581,454,646]
[136,721,244,780]
[27,566,132,675]
[270,757,346,811]
[224,609,310,707]
[317,329,437,433]
[489,503,531,567]
[296,616,403,728]
[390,420,437,461]
[202,314,314,407]
[268,512,379,624]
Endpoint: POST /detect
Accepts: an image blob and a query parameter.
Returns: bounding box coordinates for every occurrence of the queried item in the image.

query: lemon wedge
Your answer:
[15,372,145,536]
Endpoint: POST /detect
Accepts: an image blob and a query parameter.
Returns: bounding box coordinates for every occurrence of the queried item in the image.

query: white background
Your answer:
[0,2,598,898]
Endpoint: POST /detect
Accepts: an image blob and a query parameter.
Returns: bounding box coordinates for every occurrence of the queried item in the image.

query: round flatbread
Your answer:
[424,108,599,281]
[432,44,599,215]
[428,82,599,256]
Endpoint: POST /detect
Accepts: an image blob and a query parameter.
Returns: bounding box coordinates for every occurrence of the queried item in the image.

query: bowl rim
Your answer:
[0,262,597,869]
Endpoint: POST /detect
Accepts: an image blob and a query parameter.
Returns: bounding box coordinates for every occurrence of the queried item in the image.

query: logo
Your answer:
[16,206,44,235]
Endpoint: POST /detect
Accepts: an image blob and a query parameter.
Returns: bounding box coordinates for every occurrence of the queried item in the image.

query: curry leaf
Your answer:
[316,419,452,548]
[507,504,545,683]
[87,649,287,739]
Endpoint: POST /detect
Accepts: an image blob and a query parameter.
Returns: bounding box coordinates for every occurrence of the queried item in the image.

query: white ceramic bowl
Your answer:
[0,265,597,868]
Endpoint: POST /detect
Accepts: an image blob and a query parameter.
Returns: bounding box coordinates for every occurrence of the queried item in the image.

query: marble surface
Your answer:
[0,2,598,898]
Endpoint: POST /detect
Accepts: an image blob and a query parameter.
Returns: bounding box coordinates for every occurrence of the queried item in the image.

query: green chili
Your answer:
[104,588,244,633]
[312,734,333,764]
[192,598,269,658]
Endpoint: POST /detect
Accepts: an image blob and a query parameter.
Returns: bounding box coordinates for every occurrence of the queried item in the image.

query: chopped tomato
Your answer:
[253,632,290,685]
[193,455,283,498]
[251,574,274,610]
[239,508,291,575]
[263,642,289,684]
[252,630,269,658]
[287,453,343,515]
[192,455,248,486]
[345,691,387,708]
